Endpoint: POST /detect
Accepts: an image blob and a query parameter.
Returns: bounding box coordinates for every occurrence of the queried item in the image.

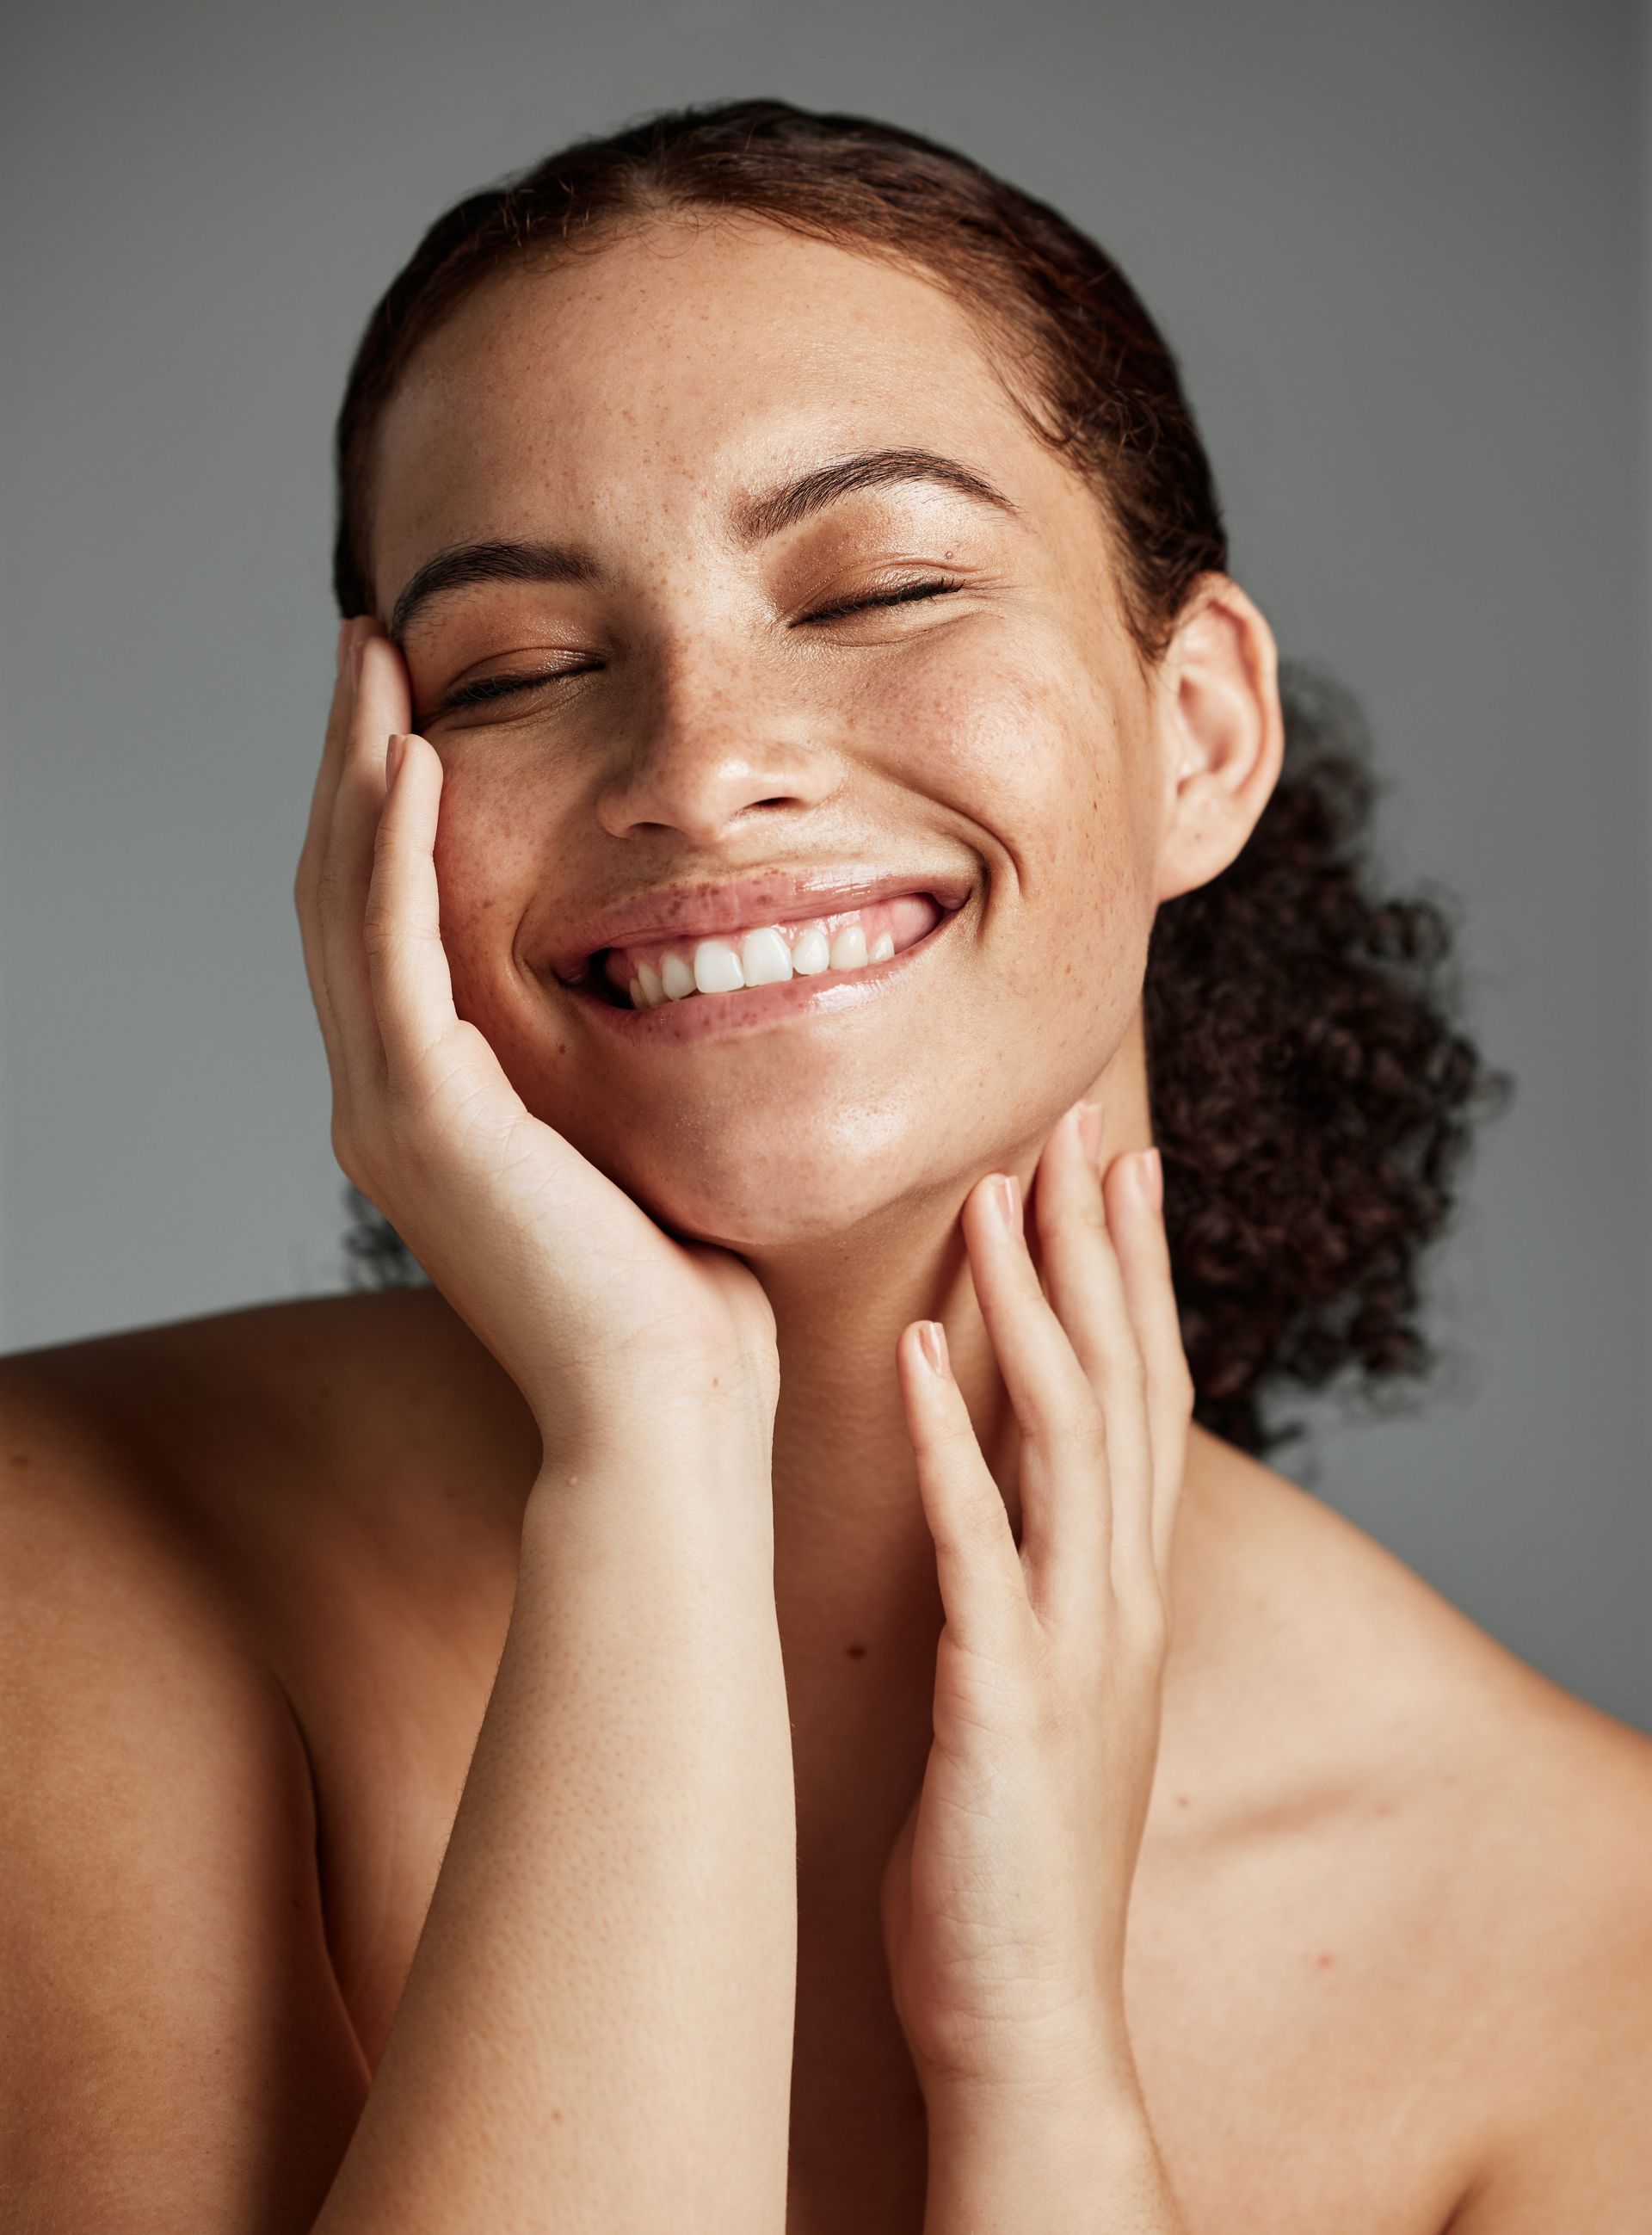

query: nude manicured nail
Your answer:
[917,1320,949,1376]
[1137,1147,1163,1212]
[990,1172,1020,1228]
[1076,1100,1105,1166]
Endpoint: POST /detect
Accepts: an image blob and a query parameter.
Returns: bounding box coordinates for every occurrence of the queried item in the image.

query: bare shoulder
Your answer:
[1180,1431,1652,2225]
[1,1283,534,1492]
[3,1285,540,1606]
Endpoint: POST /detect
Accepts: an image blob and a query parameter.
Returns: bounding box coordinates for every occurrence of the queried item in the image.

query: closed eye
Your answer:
[428,663,597,719]
[800,575,967,625]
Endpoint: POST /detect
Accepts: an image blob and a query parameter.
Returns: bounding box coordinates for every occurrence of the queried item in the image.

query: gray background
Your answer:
[3,1,1648,1724]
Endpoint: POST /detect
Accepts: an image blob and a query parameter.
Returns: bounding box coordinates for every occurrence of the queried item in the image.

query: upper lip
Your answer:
[546,865,976,983]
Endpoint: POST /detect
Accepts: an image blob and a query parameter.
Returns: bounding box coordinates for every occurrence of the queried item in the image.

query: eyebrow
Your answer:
[729,445,1020,545]
[387,447,1020,642]
[390,539,601,644]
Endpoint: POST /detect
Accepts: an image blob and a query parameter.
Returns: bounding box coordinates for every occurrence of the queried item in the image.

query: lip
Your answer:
[561,888,968,1045]
[546,865,977,986]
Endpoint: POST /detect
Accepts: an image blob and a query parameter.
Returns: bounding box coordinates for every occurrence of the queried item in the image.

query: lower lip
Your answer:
[564,901,964,1046]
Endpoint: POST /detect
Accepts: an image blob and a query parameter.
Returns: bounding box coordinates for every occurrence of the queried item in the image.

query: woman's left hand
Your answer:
[881,1102,1193,2113]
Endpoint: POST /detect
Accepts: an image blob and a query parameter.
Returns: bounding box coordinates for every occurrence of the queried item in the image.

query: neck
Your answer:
[747,1014,1160,1838]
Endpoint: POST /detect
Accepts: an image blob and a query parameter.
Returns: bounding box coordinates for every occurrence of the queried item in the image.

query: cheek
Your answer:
[429,756,552,1024]
[909,651,1157,1023]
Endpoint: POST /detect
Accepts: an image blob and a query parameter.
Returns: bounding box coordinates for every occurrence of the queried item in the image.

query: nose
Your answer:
[594,640,841,845]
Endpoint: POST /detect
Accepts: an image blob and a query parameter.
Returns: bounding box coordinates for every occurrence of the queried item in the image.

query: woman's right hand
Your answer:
[294,619,779,1460]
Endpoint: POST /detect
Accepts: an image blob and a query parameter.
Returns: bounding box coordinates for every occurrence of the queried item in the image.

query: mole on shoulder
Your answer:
[846,1643,867,1659]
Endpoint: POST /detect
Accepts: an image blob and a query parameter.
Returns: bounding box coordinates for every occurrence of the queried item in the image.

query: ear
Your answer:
[1151,575,1285,904]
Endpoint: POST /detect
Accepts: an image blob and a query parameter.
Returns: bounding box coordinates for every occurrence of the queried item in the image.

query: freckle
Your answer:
[1315,1952,1335,1971]
[556,1041,568,1057]
[846,1643,867,1659]
[6,1452,28,1468]
[1174,1794,1190,1807]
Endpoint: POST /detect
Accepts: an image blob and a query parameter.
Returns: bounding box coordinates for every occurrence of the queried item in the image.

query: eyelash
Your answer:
[432,576,968,716]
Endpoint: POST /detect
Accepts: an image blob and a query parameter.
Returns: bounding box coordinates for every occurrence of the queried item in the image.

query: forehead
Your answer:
[367,217,1076,597]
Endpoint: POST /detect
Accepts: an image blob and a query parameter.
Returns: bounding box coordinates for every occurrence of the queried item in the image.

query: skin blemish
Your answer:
[1315,1952,1335,1971]
[846,1643,867,1659]
[1174,1793,1190,1807]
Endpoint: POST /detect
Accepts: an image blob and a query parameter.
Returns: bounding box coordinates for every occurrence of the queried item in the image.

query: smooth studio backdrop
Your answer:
[2,0,1648,1722]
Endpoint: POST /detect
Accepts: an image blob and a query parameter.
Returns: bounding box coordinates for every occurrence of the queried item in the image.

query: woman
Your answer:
[4,96,1648,2233]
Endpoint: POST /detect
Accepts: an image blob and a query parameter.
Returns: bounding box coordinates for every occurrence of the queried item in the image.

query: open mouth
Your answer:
[561,887,965,1019]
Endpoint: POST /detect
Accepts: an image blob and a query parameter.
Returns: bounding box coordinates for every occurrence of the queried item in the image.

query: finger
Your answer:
[961,1167,1109,1626]
[897,1319,1029,1663]
[294,619,365,1065]
[1032,1103,1155,1603]
[363,729,462,1082]
[1103,1150,1193,1594]
[317,629,414,1099]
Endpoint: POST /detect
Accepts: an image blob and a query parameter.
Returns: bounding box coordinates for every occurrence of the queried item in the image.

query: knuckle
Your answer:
[361,904,398,960]
[950,1479,1009,1552]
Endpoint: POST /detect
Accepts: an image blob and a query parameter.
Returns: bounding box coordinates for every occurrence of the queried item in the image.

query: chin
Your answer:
[558,1095,947,1256]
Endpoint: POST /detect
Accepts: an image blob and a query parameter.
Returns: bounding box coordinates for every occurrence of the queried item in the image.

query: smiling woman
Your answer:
[4,93,1650,2235]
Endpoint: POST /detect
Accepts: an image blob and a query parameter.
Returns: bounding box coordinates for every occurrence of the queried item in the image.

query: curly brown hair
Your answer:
[332,96,1505,1455]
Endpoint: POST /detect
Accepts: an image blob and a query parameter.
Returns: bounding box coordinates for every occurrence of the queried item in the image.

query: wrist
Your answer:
[525,1425,775,1562]
[923,2077,1167,2235]
[923,2064,1149,2152]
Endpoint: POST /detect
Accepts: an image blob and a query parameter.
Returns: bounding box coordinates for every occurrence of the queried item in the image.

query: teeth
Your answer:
[791,924,830,975]
[829,923,868,972]
[740,925,793,985]
[693,937,744,994]
[619,904,932,1010]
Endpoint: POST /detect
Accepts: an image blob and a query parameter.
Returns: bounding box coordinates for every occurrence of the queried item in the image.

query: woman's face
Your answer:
[367,217,1175,1249]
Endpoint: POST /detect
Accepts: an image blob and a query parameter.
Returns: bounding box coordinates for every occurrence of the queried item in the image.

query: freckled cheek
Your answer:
[428,765,562,1027]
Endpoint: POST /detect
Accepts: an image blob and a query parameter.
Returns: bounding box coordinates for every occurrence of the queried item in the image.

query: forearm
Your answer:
[316,1435,796,2235]
[923,2078,1187,2235]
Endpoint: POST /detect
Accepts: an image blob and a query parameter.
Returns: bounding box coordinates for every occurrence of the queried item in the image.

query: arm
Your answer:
[0,1384,369,2232]
[881,1110,1194,2233]
[315,1429,795,2235]
[923,2087,1181,2235]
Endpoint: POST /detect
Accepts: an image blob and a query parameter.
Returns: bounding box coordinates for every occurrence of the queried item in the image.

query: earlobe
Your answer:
[1153,576,1285,904]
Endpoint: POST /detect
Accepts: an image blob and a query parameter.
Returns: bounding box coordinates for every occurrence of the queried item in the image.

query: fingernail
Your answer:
[351,636,366,685]
[1136,1147,1163,1212]
[1076,1099,1105,1167]
[917,1320,949,1376]
[336,619,351,680]
[385,733,405,787]
[989,1172,1021,1229]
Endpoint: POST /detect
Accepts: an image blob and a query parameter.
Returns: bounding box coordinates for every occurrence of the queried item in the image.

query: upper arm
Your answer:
[1,1377,369,2233]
